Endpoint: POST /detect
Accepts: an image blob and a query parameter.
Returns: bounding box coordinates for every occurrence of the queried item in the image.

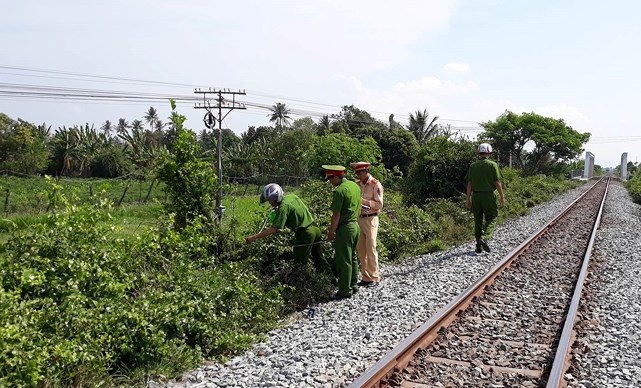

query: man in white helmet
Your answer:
[246,183,332,276]
[465,143,505,253]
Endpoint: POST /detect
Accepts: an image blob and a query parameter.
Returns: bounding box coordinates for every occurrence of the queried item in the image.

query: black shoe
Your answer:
[331,293,351,301]
[480,239,491,253]
[475,243,482,254]
[357,280,373,287]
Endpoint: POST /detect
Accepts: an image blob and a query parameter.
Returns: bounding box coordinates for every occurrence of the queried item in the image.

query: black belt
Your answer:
[360,213,379,218]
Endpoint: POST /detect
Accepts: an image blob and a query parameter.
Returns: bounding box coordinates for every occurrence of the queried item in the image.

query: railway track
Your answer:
[350,178,610,388]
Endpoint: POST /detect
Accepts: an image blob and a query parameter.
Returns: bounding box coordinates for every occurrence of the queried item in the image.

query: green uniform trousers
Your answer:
[333,221,360,297]
[293,225,334,276]
[471,191,498,241]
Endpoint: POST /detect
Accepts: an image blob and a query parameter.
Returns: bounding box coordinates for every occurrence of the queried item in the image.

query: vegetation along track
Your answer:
[350,178,609,388]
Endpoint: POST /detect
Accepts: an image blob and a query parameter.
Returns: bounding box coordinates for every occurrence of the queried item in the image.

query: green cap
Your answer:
[322,164,346,178]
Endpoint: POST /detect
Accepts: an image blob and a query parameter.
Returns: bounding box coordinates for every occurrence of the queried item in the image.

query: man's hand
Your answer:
[499,197,505,207]
[245,236,256,244]
[466,198,471,209]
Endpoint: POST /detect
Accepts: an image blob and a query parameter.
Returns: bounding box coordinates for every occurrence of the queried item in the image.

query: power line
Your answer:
[1,64,482,127]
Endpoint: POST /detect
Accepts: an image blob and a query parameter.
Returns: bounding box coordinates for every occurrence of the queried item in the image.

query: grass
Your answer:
[0,175,167,215]
[0,180,272,245]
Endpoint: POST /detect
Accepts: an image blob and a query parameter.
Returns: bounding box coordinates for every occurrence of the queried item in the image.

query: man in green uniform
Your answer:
[246,183,332,275]
[323,165,362,300]
[466,143,505,253]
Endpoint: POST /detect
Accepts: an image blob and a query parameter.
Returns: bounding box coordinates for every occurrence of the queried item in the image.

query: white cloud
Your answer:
[444,62,471,73]
[394,77,477,96]
[534,104,592,130]
[345,74,479,125]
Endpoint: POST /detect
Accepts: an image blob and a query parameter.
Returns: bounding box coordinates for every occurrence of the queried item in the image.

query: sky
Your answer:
[1,0,640,168]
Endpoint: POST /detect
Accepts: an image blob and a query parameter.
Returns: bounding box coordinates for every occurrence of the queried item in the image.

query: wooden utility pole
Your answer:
[194,88,246,220]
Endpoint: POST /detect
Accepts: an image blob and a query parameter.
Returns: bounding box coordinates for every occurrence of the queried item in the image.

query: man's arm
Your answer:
[466,182,472,209]
[327,212,340,241]
[495,181,505,206]
[246,227,279,244]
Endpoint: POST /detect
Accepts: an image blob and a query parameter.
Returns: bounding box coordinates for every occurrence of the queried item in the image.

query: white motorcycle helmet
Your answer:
[478,143,493,154]
[260,183,284,204]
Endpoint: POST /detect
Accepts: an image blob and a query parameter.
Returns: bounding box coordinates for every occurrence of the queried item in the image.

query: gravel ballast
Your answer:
[162,181,640,388]
[568,182,641,388]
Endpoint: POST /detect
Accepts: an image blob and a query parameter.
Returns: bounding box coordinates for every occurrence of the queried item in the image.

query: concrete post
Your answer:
[584,152,594,179]
[621,152,628,181]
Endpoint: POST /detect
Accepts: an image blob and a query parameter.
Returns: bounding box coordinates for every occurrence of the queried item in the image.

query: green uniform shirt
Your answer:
[271,194,314,230]
[466,158,503,192]
[330,178,362,223]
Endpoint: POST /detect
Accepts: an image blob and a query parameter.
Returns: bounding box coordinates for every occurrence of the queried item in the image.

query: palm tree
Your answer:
[116,118,130,135]
[144,107,160,132]
[101,120,113,139]
[268,102,291,128]
[316,115,331,135]
[408,109,440,143]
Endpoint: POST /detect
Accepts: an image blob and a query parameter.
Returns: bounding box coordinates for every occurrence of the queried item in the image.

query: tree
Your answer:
[268,102,292,128]
[377,128,419,177]
[116,118,129,134]
[144,106,160,132]
[403,135,477,205]
[480,111,590,175]
[156,102,217,229]
[100,120,114,140]
[305,133,382,178]
[315,115,332,135]
[408,109,439,143]
[333,105,382,135]
[271,128,316,180]
[0,114,50,174]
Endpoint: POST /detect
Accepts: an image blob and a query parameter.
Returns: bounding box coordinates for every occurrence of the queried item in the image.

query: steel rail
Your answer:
[349,178,606,388]
[546,177,610,387]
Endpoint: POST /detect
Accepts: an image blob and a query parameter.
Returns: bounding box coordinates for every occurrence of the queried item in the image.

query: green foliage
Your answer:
[480,111,590,175]
[156,109,217,229]
[377,128,419,178]
[0,187,283,386]
[627,168,641,204]
[271,129,316,178]
[0,175,166,216]
[403,136,477,205]
[378,192,438,261]
[305,133,382,177]
[0,114,50,175]
[424,198,474,247]
[498,168,580,220]
[90,146,134,178]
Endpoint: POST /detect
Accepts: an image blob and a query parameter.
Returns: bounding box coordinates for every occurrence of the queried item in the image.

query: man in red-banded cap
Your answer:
[323,164,362,300]
[350,161,383,287]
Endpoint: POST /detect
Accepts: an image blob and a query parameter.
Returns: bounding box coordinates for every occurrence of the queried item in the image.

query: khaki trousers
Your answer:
[356,215,380,282]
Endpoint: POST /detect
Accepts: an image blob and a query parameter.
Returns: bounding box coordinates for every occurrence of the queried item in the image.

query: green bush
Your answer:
[378,192,438,262]
[424,198,474,247]
[627,169,641,204]
[499,168,579,221]
[0,190,284,386]
[402,136,477,205]
[90,147,134,178]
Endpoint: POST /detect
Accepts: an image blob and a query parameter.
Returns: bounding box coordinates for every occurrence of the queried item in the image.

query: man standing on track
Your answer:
[323,165,361,300]
[466,143,506,253]
[350,161,383,287]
